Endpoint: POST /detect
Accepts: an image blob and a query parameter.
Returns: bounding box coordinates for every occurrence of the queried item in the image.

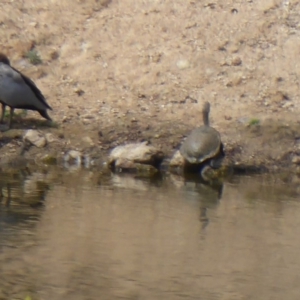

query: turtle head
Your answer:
[0,53,11,65]
[202,101,210,126]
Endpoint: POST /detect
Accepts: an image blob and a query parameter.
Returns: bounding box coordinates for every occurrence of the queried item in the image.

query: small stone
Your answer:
[282,101,293,108]
[292,155,300,165]
[169,150,185,167]
[68,150,82,159]
[64,150,82,165]
[45,133,55,143]
[176,59,190,69]
[231,56,242,66]
[74,88,85,96]
[99,0,112,6]
[29,21,37,27]
[23,130,47,148]
[81,114,95,120]
[62,116,69,123]
[82,136,94,147]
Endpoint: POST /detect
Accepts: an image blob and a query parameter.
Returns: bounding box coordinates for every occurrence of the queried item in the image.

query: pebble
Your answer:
[176,59,190,69]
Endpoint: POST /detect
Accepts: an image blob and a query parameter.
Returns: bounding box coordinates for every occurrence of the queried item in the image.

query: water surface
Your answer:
[1,168,300,300]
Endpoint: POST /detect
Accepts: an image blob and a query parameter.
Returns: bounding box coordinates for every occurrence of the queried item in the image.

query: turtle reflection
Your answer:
[171,172,224,230]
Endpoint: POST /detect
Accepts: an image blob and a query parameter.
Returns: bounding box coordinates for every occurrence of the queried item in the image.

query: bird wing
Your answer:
[11,66,52,110]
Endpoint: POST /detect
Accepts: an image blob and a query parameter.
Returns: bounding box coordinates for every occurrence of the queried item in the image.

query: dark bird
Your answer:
[0,53,52,128]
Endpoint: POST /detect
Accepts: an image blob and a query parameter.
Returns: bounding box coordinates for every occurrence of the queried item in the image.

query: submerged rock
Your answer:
[64,150,83,165]
[63,150,92,169]
[108,141,164,172]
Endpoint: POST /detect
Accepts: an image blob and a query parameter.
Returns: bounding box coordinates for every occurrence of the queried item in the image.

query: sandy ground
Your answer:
[1,0,300,173]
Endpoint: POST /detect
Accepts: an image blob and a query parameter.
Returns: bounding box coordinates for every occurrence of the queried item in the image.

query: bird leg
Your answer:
[8,107,14,128]
[0,103,6,123]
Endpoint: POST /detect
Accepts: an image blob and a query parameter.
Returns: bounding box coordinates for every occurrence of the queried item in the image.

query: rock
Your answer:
[108,141,164,170]
[63,150,92,168]
[64,150,82,165]
[169,150,185,167]
[82,136,95,147]
[23,130,47,148]
[41,154,57,165]
[82,117,92,125]
[292,155,300,165]
[231,56,242,66]
[99,0,112,6]
[45,133,55,143]
[176,59,190,69]
[74,87,84,96]
[62,116,68,123]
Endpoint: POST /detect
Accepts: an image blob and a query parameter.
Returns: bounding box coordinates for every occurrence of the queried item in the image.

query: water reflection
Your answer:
[0,169,300,300]
[0,169,50,207]
[0,168,51,233]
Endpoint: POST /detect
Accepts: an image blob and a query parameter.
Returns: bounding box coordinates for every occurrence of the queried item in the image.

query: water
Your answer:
[1,168,300,300]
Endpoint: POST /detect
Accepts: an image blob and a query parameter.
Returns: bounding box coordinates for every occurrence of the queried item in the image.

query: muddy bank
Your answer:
[0,114,300,175]
[1,1,300,176]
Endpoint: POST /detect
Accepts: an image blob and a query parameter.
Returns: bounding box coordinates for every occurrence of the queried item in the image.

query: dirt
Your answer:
[1,0,300,174]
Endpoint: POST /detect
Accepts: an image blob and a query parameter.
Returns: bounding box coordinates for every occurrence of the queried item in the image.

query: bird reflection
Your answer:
[0,168,50,208]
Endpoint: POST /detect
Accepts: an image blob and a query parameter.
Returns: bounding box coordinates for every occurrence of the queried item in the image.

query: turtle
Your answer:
[179,101,224,171]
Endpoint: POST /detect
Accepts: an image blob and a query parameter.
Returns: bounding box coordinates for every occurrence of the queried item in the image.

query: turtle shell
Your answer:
[179,125,222,164]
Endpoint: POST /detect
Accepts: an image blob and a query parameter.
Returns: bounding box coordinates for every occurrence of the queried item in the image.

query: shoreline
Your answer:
[0,114,299,177]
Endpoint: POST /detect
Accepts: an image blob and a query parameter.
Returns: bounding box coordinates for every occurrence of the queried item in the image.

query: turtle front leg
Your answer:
[0,103,6,124]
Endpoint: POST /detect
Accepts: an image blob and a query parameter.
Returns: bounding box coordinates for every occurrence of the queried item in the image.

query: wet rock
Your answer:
[169,150,185,167]
[41,154,57,165]
[108,141,164,171]
[292,155,300,165]
[63,150,92,168]
[64,150,82,165]
[23,130,47,148]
